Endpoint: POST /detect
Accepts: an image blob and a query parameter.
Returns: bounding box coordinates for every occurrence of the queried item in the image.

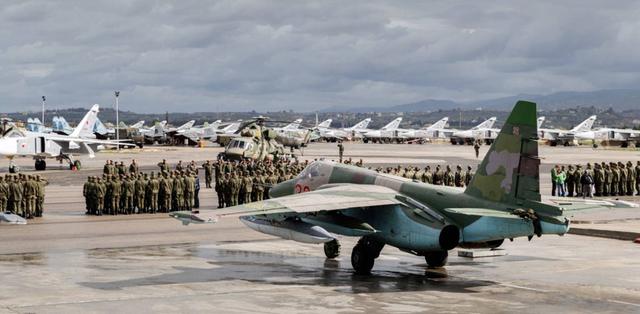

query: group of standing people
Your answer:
[83,159,201,215]
[0,174,48,219]
[551,161,640,198]
[212,159,309,208]
[375,164,475,187]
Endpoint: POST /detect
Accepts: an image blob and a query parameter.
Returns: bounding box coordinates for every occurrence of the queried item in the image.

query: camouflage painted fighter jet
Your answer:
[171,101,625,274]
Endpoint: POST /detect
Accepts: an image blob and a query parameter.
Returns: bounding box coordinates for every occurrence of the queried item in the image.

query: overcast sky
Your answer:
[1,1,639,112]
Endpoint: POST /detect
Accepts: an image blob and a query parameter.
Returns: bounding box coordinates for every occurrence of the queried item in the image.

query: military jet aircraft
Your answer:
[318,118,372,142]
[172,120,222,145]
[538,115,597,146]
[449,117,498,145]
[172,101,629,274]
[362,117,403,143]
[397,117,450,141]
[593,127,640,147]
[0,105,134,171]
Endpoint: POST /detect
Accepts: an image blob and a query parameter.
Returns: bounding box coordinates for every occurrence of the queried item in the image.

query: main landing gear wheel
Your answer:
[35,159,46,171]
[351,236,384,274]
[424,251,448,268]
[324,239,341,259]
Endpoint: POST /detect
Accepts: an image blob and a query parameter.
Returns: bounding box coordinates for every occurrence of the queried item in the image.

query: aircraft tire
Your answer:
[424,251,448,268]
[351,243,374,274]
[324,239,341,259]
[351,237,384,274]
[35,160,46,171]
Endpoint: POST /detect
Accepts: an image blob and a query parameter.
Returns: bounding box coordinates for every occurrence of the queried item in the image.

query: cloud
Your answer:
[0,0,639,112]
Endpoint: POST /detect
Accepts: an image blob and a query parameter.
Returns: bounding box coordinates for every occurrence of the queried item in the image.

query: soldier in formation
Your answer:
[552,161,639,198]
[374,164,475,188]
[87,160,202,215]
[1,174,48,219]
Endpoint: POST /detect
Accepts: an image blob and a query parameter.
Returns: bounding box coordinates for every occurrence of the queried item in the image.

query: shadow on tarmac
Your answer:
[80,247,497,293]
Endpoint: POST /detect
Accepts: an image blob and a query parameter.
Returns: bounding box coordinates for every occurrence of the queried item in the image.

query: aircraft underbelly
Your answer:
[345,205,444,252]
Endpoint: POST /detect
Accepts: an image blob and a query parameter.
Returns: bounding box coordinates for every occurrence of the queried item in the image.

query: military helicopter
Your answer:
[218,116,314,161]
[218,117,286,161]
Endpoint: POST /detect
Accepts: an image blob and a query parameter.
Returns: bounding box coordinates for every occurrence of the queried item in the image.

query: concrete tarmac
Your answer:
[1,142,639,313]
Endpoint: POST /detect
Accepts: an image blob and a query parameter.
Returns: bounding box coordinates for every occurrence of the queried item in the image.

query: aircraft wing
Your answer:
[170,184,402,224]
[45,134,136,146]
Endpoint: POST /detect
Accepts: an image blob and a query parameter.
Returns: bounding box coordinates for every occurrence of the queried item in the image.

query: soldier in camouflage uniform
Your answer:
[618,162,627,196]
[626,161,635,196]
[636,161,640,196]
[254,170,265,201]
[242,171,253,204]
[464,165,474,186]
[611,163,619,196]
[112,175,122,215]
[566,165,575,197]
[84,176,93,214]
[433,166,444,185]
[149,173,160,213]
[173,172,184,210]
[96,177,105,216]
[594,163,604,197]
[421,166,433,184]
[0,177,8,213]
[203,160,214,188]
[10,176,23,217]
[603,163,612,196]
[454,165,464,187]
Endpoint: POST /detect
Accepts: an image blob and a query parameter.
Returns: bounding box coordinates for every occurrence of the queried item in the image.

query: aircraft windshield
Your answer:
[297,162,321,179]
[229,140,247,149]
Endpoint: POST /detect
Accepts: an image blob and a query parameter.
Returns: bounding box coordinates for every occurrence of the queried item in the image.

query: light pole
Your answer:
[41,96,46,125]
[115,91,120,151]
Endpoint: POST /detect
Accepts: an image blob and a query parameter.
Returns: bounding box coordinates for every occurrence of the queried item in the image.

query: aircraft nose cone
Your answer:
[269,180,295,198]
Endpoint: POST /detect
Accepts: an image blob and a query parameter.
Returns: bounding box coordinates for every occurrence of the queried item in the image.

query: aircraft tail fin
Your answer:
[131,120,145,129]
[537,116,545,129]
[284,119,303,130]
[571,115,596,133]
[177,120,195,130]
[318,119,332,129]
[428,117,448,130]
[472,117,497,130]
[464,101,540,204]
[381,117,402,130]
[350,118,371,130]
[70,104,100,138]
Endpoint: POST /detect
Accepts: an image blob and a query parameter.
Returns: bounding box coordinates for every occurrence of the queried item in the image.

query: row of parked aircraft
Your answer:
[1,105,134,172]
[309,114,640,146]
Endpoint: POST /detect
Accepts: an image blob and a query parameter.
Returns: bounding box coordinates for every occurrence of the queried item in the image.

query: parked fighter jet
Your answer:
[449,117,498,145]
[538,115,597,146]
[318,118,372,142]
[173,101,626,274]
[593,127,640,147]
[51,116,75,135]
[398,117,450,141]
[173,120,222,144]
[0,105,133,171]
[25,118,52,133]
[362,117,403,143]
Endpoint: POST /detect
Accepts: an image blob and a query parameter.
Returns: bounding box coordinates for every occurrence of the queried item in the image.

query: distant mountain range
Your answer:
[322,89,640,112]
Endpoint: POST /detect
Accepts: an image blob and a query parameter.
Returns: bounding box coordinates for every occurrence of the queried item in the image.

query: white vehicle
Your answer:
[449,117,498,145]
[320,118,372,142]
[362,118,403,143]
[398,117,450,141]
[0,105,134,171]
[538,115,597,146]
[174,120,222,144]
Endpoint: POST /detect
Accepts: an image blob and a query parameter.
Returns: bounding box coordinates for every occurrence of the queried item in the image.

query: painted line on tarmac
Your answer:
[499,282,555,293]
[607,299,640,307]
